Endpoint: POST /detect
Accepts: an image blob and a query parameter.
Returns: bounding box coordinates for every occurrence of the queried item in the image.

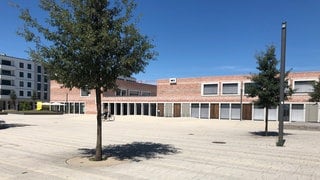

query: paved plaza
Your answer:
[0,114,320,180]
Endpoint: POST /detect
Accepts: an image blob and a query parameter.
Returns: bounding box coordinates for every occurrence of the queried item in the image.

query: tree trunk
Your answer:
[95,88,102,161]
[265,107,269,136]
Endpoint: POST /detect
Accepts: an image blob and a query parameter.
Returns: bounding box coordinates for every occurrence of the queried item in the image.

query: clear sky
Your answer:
[1,0,320,84]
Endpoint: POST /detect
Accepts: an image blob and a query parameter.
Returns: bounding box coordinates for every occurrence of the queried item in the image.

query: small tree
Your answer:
[10,91,17,110]
[309,77,320,103]
[31,90,38,110]
[18,0,156,161]
[247,45,292,136]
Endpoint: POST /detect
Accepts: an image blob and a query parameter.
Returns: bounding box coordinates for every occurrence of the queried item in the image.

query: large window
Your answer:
[1,60,12,66]
[116,89,127,96]
[222,83,238,95]
[19,62,24,68]
[1,70,12,76]
[27,64,32,69]
[202,84,218,95]
[244,82,256,94]
[37,66,42,73]
[19,72,24,78]
[80,87,90,96]
[141,91,151,96]
[1,89,11,95]
[1,80,12,86]
[294,80,314,93]
[129,90,140,96]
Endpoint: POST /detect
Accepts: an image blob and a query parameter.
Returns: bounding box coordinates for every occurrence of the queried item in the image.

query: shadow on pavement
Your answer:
[0,121,32,130]
[249,131,293,136]
[79,142,180,162]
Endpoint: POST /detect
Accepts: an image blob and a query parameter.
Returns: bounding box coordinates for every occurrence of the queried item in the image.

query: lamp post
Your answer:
[277,22,287,146]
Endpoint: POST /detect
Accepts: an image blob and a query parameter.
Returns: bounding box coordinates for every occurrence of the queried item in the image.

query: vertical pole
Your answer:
[277,22,287,146]
[240,83,243,121]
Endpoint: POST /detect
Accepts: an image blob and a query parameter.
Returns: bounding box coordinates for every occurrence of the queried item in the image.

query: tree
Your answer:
[10,91,17,110]
[246,45,292,136]
[309,77,320,103]
[18,0,156,161]
[31,90,38,110]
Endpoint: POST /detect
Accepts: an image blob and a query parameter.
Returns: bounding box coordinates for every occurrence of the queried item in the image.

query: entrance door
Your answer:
[242,104,252,120]
[210,103,219,119]
[174,103,181,117]
[157,103,164,117]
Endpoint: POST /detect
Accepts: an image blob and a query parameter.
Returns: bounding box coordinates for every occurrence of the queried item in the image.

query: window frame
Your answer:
[293,79,316,94]
[222,82,240,95]
[201,83,219,96]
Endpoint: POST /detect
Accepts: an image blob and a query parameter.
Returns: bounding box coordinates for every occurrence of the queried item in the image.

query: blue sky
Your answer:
[1,0,320,84]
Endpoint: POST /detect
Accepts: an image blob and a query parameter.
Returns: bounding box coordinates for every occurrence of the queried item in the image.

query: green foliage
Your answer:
[247,45,292,108]
[18,0,157,90]
[9,91,17,110]
[18,0,156,161]
[309,77,320,102]
[19,101,32,111]
[247,45,293,135]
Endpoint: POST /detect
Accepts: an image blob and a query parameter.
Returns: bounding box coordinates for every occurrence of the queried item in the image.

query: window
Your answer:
[44,84,48,91]
[37,83,41,91]
[27,64,32,69]
[244,82,256,94]
[1,89,11,95]
[202,84,218,95]
[141,91,151,96]
[1,60,11,66]
[129,90,140,96]
[37,75,41,82]
[19,72,24,78]
[19,62,24,68]
[19,81,24,87]
[294,80,314,93]
[37,92,41,99]
[19,91,24,96]
[44,92,48,100]
[37,66,41,73]
[80,87,90,96]
[222,83,238,95]
[1,80,12,86]
[27,91,32,97]
[27,73,32,79]
[116,89,127,96]
[2,70,11,76]
[27,82,32,88]
[44,76,48,83]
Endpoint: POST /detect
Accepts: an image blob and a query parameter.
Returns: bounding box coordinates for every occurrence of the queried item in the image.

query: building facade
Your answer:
[50,71,320,122]
[0,54,49,110]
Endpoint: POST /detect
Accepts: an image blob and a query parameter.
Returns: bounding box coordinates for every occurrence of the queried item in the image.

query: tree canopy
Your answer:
[18,0,157,161]
[309,77,320,103]
[246,45,292,135]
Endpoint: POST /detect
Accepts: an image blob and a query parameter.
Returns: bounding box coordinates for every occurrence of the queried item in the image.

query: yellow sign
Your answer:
[36,101,42,110]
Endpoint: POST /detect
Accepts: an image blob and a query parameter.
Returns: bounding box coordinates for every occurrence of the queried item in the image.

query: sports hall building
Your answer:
[50,71,320,122]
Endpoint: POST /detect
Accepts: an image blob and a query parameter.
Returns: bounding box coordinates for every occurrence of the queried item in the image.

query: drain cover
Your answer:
[212,141,226,144]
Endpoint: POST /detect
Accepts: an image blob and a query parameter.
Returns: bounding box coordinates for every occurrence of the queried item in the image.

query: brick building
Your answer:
[50,71,320,122]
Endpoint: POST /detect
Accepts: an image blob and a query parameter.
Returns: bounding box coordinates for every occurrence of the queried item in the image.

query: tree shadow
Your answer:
[79,142,181,162]
[249,131,292,136]
[0,121,32,130]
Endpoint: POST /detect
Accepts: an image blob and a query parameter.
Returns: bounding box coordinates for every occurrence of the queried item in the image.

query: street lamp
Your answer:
[277,22,287,146]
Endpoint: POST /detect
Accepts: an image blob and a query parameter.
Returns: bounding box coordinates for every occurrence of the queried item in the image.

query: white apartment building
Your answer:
[0,54,49,110]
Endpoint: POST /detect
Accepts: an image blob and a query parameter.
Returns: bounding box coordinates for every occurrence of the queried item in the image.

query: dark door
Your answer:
[210,103,219,119]
[242,104,252,120]
[157,103,164,117]
[174,103,181,117]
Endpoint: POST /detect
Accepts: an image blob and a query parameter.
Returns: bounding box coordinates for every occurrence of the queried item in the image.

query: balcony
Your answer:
[0,64,15,70]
